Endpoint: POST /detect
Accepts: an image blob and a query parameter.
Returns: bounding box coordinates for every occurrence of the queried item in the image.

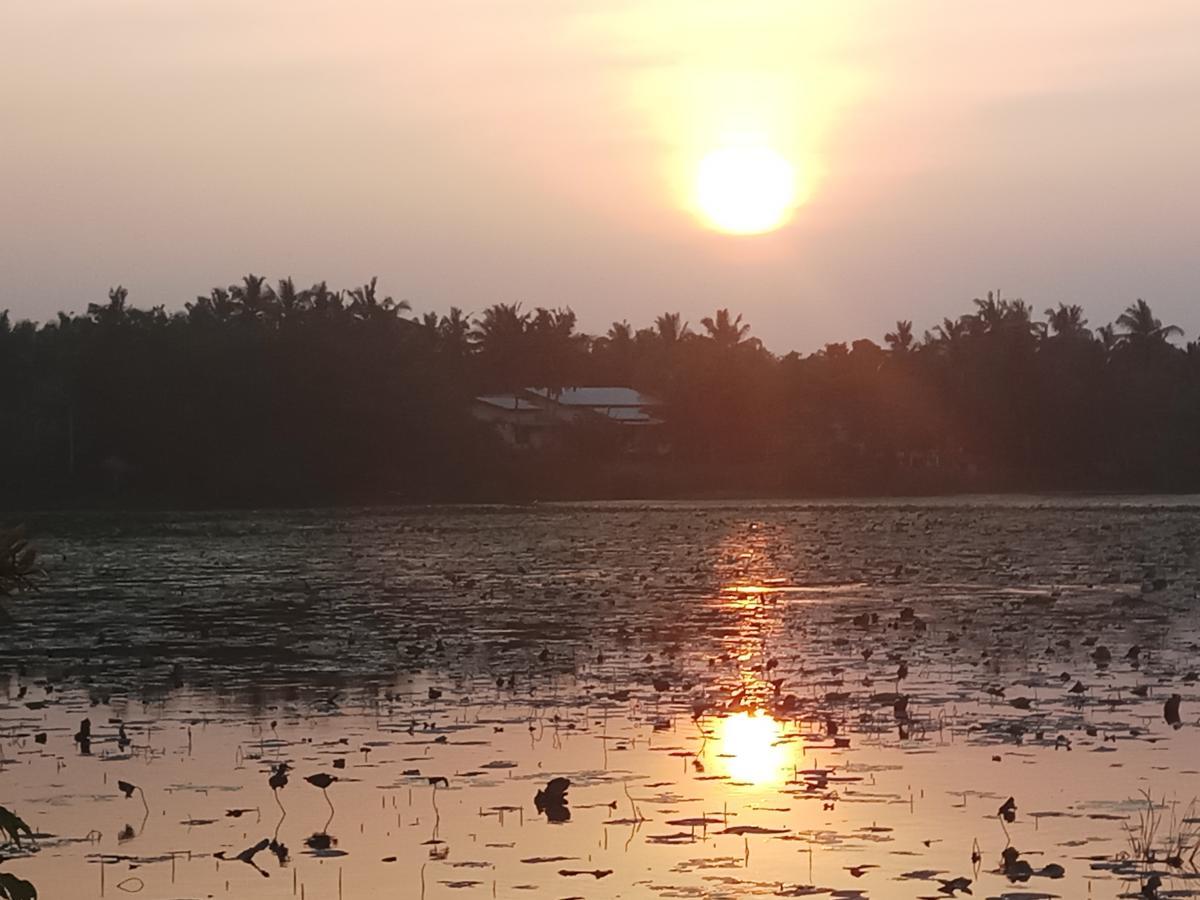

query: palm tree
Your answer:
[437,308,473,359]
[700,309,755,350]
[884,320,914,354]
[968,291,1039,340]
[472,303,528,347]
[970,291,1007,334]
[591,320,636,384]
[1096,324,1119,354]
[275,277,309,324]
[1044,303,1090,340]
[1008,300,1043,337]
[230,274,274,324]
[529,307,579,343]
[653,312,690,345]
[529,307,587,392]
[472,303,531,391]
[1115,299,1183,346]
[606,320,634,345]
[347,277,410,324]
[87,286,129,327]
[307,281,344,322]
[926,317,968,354]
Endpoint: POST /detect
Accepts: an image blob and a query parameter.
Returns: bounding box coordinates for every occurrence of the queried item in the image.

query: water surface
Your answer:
[3,500,1200,898]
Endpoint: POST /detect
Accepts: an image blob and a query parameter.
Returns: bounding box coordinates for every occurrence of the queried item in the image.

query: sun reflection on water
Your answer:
[714,710,792,785]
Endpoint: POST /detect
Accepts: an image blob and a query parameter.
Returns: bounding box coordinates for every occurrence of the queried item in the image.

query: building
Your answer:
[472,393,555,450]
[471,387,664,452]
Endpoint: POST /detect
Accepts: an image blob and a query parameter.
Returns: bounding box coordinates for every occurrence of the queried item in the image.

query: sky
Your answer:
[3,1,1199,351]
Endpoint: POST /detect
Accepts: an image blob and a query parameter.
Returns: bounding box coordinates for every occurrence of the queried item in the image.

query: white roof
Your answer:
[528,387,659,407]
[600,406,661,423]
[476,394,541,411]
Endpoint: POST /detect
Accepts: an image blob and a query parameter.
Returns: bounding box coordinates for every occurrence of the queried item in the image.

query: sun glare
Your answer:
[695,144,797,234]
[715,710,790,784]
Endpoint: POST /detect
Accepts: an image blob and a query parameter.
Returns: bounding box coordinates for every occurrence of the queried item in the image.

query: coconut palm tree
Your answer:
[186,286,239,325]
[926,317,969,354]
[1044,303,1091,340]
[653,312,690,345]
[472,303,528,347]
[700,309,755,350]
[436,308,473,358]
[275,277,309,324]
[1115,299,1183,346]
[885,320,914,354]
[230,274,274,324]
[87,286,130,327]
[347,277,409,324]
[970,291,1007,334]
[968,292,1039,340]
[529,307,587,392]
[590,320,636,384]
[606,320,633,345]
[472,303,531,391]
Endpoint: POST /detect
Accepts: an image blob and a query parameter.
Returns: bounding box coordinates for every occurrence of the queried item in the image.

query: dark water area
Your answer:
[4,498,1200,898]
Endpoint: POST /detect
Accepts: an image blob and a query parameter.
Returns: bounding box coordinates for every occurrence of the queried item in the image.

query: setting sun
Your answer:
[695,144,798,235]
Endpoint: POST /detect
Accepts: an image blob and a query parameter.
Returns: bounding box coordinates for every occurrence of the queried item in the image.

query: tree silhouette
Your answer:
[1,279,1198,502]
[347,277,410,324]
[1045,303,1090,340]
[472,302,531,392]
[700,309,757,350]
[885,320,914,353]
[653,312,690,345]
[1116,299,1183,346]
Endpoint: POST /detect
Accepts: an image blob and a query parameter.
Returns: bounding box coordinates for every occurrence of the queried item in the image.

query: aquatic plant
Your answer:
[0,808,32,848]
[1122,790,1200,869]
[1162,797,1200,870]
[215,838,271,878]
[1164,694,1183,729]
[0,527,38,622]
[534,777,570,823]
[0,807,37,900]
[304,773,337,830]
[116,780,149,815]
[1126,791,1164,864]
[0,873,37,900]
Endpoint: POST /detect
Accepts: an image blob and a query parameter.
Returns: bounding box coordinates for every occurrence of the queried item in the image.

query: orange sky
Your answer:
[3,1,1199,349]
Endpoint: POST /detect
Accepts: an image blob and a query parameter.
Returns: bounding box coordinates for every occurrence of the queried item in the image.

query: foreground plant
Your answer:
[0,526,38,596]
[1,541,42,899]
[0,806,37,900]
[0,873,36,900]
[1124,790,1200,870]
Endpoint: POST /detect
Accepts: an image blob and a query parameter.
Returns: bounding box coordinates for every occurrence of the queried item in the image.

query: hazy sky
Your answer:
[4,1,1199,350]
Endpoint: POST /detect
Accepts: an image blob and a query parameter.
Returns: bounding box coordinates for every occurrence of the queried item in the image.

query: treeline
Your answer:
[2,275,1199,505]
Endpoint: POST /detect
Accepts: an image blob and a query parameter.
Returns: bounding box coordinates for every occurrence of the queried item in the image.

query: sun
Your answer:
[694,144,797,235]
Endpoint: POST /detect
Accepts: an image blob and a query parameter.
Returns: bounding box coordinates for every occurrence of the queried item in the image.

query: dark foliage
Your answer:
[2,280,1198,505]
[0,528,37,596]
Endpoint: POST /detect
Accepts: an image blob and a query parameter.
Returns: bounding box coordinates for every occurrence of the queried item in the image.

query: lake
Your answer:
[3,499,1200,899]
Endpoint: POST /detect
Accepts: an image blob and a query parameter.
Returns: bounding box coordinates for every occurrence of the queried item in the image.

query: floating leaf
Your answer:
[0,872,38,900]
[0,808,33,848]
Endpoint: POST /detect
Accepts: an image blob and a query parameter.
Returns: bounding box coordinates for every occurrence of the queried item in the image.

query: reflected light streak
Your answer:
[714,710,792,785]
